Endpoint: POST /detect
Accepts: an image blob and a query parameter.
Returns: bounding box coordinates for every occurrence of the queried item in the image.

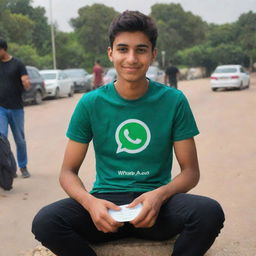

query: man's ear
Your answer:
[151,48,157,64]
[108,47,113,62]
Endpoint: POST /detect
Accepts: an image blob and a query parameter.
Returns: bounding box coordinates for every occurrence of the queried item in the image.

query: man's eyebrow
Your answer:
[137,44,149,48]
[116,44,128,47]
[116,43,149,48]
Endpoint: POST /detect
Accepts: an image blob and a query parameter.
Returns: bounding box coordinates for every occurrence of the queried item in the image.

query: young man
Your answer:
[92,60,104,89]
[165,61,180,89]
[0,39,31,178]
[32,11,224,256]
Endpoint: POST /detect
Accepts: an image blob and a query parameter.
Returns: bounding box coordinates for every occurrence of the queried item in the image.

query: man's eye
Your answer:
[117,48,127,52]
[137,48,147,53]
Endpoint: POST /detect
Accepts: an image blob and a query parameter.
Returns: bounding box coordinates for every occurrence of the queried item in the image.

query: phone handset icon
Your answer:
[124,129,142,144]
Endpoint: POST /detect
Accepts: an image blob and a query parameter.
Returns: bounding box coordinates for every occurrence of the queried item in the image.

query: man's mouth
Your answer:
[122,66,140,71]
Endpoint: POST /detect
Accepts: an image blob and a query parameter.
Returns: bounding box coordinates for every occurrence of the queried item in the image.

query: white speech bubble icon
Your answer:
[115,119,151,154]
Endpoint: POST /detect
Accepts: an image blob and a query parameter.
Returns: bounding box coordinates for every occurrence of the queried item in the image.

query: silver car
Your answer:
[210,65,250,91]
[40,70,74,98]
[64,69,92,92]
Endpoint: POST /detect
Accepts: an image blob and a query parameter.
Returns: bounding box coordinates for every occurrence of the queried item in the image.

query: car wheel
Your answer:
[211,88,217,92]
[34,90,42,104]
[239,82,243,90]
[68,87,74,97]
[55,87,60,99]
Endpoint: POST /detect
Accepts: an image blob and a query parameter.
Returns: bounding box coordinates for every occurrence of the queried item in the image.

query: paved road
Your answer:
[0,75,256,256]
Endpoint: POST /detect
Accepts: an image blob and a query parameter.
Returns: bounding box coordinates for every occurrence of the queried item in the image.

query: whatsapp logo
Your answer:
[115,119,151,154]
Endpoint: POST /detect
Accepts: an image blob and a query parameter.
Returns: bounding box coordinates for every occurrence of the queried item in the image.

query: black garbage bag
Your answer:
[0,133,17,190]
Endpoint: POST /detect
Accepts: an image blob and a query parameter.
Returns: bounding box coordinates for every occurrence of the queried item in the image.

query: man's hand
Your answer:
[86,196,124,233]
[128,190,164,228]
[21,75,30,90]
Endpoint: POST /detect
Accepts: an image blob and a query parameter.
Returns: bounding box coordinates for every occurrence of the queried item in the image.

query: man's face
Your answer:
[108,31,157,83]
[0,48,6,60]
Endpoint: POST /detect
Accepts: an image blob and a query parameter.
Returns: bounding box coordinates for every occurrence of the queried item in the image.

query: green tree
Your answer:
[5,13,34,45]
[54,31,86,69]
[206,23,239,47]
[0,10,10,40]
[3,0,51,55]
[29,6,51,55]
[6,0,33,15]
[8,42,51,68]
[150,3,207,67]
[176,44,216,74]
[236,11,256,68]
[176,43,248,74]
[71,4,119,67]
[212,44,247,67]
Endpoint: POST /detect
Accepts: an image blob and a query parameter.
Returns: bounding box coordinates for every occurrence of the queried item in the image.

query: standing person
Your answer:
[0,39,31,178]
[32,11,224,256]
[93,60,104,89]
[165,61,180,89]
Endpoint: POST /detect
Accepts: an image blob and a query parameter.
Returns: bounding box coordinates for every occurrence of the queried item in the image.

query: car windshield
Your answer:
[40,73,57,80]
[65,70,87,78]
[214,68,238,73]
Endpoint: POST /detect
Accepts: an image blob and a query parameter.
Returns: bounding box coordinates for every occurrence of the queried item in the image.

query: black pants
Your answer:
[32,193,225,256]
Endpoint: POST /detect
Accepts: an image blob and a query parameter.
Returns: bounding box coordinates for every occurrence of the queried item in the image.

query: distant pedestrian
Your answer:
[0,39,31,178]
[92,60,104,89]
[165,61,180,89]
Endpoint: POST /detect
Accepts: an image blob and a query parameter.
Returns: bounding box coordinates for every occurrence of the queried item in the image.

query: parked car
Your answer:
[64,68,92,92]
[146,66,164,82]
[39,69,74,98]
[210,65,250,91]
[103,68,117,84]
[22,66,46,105]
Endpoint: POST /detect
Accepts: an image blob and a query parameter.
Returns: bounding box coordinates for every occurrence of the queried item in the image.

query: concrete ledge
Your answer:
[31,238,175,256]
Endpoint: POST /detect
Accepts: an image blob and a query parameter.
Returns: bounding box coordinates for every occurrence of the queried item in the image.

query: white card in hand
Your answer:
[108,203,143,222]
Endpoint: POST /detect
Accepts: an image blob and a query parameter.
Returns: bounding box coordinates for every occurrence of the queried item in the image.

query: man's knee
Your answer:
[32,205,59,243]
[196,197,225,232]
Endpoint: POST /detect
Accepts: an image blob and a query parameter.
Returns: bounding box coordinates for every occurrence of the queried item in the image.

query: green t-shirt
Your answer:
[66,80,199,193]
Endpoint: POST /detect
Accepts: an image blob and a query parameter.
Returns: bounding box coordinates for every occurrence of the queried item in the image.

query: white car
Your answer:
[146,66,164,83]
[103,68,117,84]
[210,65,250,91]
[40,70,74,98]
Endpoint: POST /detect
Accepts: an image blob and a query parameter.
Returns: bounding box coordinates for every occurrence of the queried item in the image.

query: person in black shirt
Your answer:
[0,39,31,178]
[165,61,180,89]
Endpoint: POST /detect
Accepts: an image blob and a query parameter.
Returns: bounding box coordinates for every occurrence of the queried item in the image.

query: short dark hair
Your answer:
[0,39,8,51]
[108,11,158,50]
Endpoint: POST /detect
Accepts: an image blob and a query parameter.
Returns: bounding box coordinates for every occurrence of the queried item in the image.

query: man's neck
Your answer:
[114,78,149,100]
[1,53,12,62]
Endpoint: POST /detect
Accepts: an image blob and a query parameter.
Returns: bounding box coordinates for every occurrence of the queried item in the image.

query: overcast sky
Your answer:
[32,0,256,32]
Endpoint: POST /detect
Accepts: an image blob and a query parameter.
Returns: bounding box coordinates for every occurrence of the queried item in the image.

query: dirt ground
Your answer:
[0,75,256,256]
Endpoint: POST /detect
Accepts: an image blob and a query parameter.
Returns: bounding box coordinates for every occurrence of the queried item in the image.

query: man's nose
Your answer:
[126,50,138,64]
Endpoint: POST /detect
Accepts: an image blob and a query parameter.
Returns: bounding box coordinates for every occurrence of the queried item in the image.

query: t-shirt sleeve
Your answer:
[18,60,28,76]
[172,93,199,141]
[66,96,93,143]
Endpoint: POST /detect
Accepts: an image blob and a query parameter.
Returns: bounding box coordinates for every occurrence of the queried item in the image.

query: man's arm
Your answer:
[158,137,200,199]
[21,75,30,90]
[129,137,200,228]
[60,139,123,233]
